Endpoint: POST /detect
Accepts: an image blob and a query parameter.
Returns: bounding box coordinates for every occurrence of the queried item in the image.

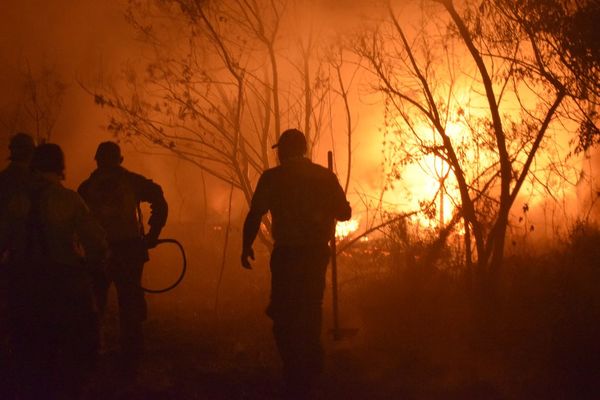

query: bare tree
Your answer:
[354,0,598,271]
[1,63,66,143]
[92,0,356,211]
[494,0,600,149]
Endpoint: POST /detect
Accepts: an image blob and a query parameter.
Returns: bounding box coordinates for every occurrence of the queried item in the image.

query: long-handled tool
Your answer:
[328,151,358,341]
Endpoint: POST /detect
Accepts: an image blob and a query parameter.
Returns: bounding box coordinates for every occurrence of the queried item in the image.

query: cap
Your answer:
[272,129,307,156]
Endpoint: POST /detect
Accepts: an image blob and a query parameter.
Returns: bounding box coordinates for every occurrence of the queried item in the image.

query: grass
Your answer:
[3,222,600,399]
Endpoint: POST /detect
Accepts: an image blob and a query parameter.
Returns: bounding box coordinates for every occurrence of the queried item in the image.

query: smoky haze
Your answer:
[0,0,133,181]
[0,0,223,225]
[0,0,390,224]
[1,1,599,399]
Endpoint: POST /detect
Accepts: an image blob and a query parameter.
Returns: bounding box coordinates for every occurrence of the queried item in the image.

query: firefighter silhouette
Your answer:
[79,141,168,376]
[241,129,352,396]
[1,143,108,399]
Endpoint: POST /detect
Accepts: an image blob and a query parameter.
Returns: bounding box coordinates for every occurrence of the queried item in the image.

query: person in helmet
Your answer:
[0,143,108,399]
[0,133,36,397]
[78,141,168,376]
[0,133,35,209]
[241,129,352,396]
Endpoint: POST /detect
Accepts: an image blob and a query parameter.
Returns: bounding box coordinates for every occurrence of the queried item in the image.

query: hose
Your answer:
[141,238,187,294]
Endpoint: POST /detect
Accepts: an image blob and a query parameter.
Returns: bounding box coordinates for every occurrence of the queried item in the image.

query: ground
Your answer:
[85,263,378,400]
[3,231,600,399]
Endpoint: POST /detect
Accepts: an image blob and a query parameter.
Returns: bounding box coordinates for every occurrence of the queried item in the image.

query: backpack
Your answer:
[82,169,142,242]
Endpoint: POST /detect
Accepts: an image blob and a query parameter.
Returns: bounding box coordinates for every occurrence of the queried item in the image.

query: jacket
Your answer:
[247,157,351,247]
[78,166,168,244]
[0,174,108,271]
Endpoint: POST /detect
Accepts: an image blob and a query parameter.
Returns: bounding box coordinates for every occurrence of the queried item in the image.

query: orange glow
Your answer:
[382,107,583,231]
[384,120,468,227]
[336,218,360,239]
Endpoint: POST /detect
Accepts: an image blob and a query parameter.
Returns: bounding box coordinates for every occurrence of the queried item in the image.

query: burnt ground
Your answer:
[3,231,600,399]
[83,240,600,400]
[85,300,372,400]
[84,245,381,400]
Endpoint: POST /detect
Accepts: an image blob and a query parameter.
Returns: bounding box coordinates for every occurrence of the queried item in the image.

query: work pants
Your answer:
[7,266,98,400]
[267,244,330,394]
[0,266,11,398]
[94,240,147,363]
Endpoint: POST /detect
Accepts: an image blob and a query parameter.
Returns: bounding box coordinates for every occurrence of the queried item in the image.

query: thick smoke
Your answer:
[0,0,209,225]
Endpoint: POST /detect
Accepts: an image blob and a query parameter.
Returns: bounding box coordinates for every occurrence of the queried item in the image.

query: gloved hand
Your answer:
[241,246,254,269]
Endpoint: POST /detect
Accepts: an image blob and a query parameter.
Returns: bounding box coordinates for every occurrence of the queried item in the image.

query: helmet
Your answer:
[8,132,35,162]
[31,143,65,176]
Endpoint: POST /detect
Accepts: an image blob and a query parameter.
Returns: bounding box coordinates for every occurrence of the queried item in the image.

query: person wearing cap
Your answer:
[78,141,168,375]
[0,143,108,399]
[241,129,352,396]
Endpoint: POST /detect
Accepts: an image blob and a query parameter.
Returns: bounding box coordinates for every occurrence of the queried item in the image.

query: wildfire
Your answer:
[385,120,466,227]
[335,218,359,239]
[382,109,582,232]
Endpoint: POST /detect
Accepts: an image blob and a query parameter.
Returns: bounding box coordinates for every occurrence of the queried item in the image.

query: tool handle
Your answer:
[328,151,340,338]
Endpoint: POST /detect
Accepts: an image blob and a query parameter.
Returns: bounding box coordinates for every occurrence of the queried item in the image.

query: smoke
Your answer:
[577,148,600,222]
[1,0,592,246]
[0,0,211,224]
[308,0,387,34]
[0,0,391,226]
[0,0,130,172]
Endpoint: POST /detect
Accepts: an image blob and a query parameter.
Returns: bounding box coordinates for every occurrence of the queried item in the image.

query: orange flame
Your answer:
[335,218,360,239]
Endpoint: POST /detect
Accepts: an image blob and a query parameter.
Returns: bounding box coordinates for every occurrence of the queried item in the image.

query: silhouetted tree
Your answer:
[493,0,600,150]
[1,63,66,143]
[92,0,357,208]
[355,0,598,271]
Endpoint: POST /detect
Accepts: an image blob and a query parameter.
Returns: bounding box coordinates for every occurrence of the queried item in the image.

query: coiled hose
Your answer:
[141,238,187,294]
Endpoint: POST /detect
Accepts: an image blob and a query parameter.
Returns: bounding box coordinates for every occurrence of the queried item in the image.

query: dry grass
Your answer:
[3,223,600,399]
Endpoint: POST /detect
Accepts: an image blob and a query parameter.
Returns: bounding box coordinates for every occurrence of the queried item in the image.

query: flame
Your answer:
[383,109,582,232]
[388,121,466,227]
[335,218,359,239]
